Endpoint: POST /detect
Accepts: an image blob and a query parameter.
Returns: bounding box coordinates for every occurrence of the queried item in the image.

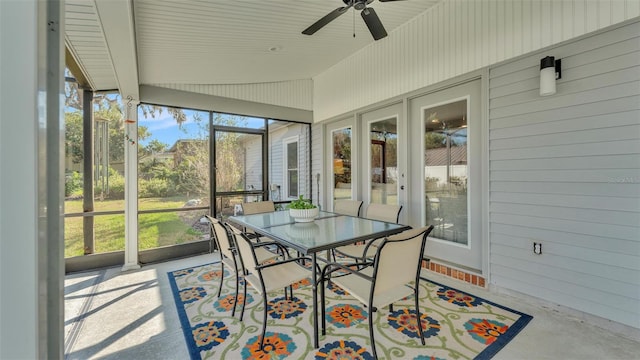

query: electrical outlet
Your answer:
[533,242,542,255]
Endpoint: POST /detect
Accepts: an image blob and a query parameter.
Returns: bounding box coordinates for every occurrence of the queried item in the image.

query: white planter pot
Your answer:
[289,207,319,223]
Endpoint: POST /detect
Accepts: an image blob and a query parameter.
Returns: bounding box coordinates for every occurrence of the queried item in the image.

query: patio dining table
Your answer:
[228,210,411,348]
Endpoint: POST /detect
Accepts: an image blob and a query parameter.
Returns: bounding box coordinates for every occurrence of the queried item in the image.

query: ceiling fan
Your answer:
[302,0,403,41]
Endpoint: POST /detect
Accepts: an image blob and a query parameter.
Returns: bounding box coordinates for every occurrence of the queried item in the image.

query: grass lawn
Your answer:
[65,197,208,258]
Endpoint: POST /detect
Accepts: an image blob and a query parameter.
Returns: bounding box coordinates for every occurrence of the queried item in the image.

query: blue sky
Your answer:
[137,108,269,149]
[137,109,207,148]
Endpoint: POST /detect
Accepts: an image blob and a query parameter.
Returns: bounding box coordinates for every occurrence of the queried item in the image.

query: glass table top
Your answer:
[229,212,410,254]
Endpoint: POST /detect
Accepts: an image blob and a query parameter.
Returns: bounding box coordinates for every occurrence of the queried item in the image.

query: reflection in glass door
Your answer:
[369,118,398,205]
[424,100,468,244]
[332,127,353,203]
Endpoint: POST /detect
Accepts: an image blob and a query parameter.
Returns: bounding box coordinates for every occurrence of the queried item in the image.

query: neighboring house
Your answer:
[242,121,311,202]
[138,151,173,166]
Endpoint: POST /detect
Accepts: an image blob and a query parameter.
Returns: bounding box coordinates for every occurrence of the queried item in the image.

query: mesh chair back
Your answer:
[372,226,432,296]
[334,200,363,217]
[241,201,275,215]
[365,203,402,223]
[206,216,235,261]
[229,226,259,276]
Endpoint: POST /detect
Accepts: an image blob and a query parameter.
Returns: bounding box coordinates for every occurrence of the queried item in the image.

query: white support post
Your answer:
[122,98,141,271]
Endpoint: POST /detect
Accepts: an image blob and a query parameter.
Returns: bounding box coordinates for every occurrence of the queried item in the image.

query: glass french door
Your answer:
[331,130,353,200]
[409,79,483,271]
[212,126,266,218]
[361,103,404,213]
[424,99,468,244]
[326,118,355,211]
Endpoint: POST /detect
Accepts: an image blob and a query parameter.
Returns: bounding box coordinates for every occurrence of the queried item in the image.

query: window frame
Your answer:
[283,136,299,199]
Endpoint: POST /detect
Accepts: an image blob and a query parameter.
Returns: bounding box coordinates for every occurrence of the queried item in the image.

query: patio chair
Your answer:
[205,215,285,317]
[240,201,277,241]
[333,199,363,217]
[231,226,312,351]
[320,225,434,359]
[332,203,402,261]
[241,200,275,215]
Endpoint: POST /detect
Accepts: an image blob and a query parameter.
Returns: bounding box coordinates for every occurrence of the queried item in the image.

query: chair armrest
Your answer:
[333,237,382,261]
[321,261,374,282]
[251,241,291,258]
[256,256,312,270]
[360,237,381,258]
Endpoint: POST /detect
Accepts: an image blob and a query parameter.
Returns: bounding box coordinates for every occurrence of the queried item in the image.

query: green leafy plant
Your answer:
[287,195,317,209]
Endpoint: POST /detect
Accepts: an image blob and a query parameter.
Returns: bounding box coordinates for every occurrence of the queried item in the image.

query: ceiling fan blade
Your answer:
[302,6,351,35]
[361,7,387,40]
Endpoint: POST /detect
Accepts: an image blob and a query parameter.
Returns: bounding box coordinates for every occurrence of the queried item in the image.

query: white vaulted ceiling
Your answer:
[65,0,440,98]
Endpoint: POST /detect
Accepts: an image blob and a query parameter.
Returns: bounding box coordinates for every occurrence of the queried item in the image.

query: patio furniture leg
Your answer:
[259,292,268,350]
[231,270,239,317]
[312,253,319,348]
[369,308,378,359]
[414,287,425,345]
[320,276,326,335]
[240,274,248,321]
[217,262,225,298]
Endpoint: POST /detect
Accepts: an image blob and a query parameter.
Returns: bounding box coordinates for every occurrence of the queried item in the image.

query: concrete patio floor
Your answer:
[64,253,640,359]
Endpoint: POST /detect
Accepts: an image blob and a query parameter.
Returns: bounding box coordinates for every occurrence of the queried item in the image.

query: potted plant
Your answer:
[287,195,319,223]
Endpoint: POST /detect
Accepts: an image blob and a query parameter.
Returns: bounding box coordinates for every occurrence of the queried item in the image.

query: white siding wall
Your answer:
[268,124,312,201]
[244,137,262,192]
[269,128,285,200]
[151,79,313,111]
[313,0,640,121]
[311,123,324,208]
[488,21,640,329]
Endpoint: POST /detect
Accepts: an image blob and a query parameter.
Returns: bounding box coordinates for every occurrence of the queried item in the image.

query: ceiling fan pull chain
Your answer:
[353,7,356,38]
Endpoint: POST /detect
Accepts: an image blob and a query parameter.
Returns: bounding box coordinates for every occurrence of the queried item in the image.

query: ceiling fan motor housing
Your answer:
[305,0,388,40]
[346,0,374,10]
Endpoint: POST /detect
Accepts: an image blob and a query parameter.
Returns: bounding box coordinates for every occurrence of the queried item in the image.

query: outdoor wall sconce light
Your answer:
[540,56,562,96]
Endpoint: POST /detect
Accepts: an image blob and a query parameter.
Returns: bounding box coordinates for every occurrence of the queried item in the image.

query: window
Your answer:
[424,99,468,244]
[63,69,127,258]
[284,137,299,198]
[332,127,352,202]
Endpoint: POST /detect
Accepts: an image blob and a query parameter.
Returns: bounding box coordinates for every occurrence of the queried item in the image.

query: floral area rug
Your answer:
[168,261,531,360]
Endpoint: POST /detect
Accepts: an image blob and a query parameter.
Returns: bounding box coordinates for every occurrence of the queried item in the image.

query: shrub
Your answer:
[140,178,171,198]
[107,168,125,199]
[65,171,83,197]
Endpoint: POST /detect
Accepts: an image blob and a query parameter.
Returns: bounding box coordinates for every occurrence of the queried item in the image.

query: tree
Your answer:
[139,105,194,128]
[425,132,446,149]
[143,139,169,155]
[211,113,246,192]
[65,111,84,164]
[65,79,152,165]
